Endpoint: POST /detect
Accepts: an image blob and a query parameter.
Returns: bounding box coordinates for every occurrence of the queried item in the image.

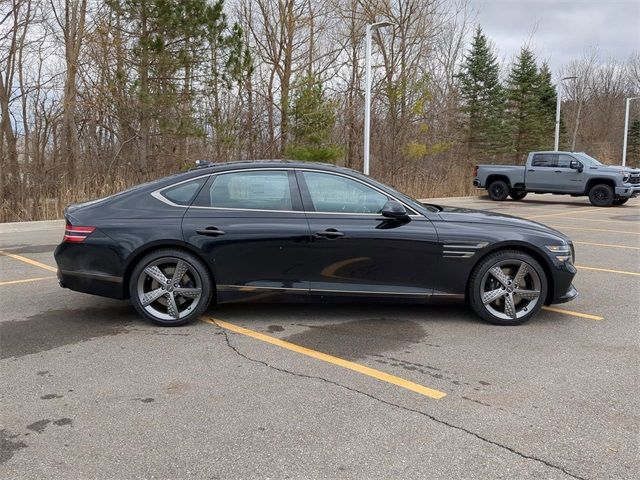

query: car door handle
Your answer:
[554,170,562,173]
[527,169,536,172]
[314,228,344,239]
[196,227,226,237]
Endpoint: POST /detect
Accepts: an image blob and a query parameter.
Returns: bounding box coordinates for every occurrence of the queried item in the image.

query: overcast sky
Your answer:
[473,0,640,74]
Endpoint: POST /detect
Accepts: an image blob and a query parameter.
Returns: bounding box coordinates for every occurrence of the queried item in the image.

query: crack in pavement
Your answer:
[217,326,587,480]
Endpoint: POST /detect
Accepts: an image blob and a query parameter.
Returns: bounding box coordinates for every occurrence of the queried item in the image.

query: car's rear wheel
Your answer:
[509,189,527,200]
[588,184,614,207]
[468,250,547,326]
[130,249,213,326]
[488,180,509,201]
[613,197,628,206]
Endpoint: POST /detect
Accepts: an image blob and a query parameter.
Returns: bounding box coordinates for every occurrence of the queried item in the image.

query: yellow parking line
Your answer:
[543,224,640,235]
[202,317,446,400]
[0,276,56,286]
[576,265,640,276]
[574,241,640,250]
[541,306,603,321]
[0,250,57,272]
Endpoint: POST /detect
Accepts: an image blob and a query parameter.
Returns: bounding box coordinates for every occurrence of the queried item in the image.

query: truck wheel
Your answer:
[488,180,509,201]
[509,189,527,200]
[613,198,628,206]
[588,184,614,207]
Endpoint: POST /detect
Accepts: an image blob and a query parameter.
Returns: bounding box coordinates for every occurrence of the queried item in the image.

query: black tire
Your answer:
[129,248,213,326]
[468,249,548,326]
[488,180,509,201]
[613,197,629,206]
[509,189,528,200]
[588,184,614,207]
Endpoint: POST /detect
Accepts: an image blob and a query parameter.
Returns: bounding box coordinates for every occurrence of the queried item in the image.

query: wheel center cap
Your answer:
[507,287,513,293]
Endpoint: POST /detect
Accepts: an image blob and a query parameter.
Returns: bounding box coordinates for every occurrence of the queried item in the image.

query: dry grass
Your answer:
[1,161,476,223]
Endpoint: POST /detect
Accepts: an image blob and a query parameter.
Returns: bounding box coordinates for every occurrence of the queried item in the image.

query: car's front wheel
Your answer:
[468,250,547,326]
[588,184,614,207]
[130,249,213,326]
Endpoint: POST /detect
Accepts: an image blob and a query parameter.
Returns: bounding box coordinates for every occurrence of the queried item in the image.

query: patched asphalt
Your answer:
[0,195,638,479]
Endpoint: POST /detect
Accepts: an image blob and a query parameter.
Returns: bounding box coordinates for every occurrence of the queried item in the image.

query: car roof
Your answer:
[186,160,362,176]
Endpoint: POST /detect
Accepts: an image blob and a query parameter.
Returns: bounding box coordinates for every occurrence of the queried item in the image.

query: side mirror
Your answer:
[570,160,583,172]
[381,200,408,219]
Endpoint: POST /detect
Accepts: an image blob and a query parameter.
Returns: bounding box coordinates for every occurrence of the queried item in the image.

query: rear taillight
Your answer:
[473,165,478,177]
[63,225,95,243]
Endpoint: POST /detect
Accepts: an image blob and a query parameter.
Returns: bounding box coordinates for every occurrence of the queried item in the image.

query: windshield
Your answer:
[575,153,603,166]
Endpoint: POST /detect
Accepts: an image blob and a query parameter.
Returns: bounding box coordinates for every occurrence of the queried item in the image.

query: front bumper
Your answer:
[551,283,579,304]
[548,261,578,305]
[615,185,640,198]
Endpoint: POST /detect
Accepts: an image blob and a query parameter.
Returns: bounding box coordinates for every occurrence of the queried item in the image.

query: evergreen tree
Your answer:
[535,63,558,150]
[506,47,544,160]
[285,75,341,162]
[627,118,640,167]
[457,26,508,158]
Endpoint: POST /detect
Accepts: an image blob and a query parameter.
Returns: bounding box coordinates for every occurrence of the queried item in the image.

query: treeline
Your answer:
[1,0,639,222]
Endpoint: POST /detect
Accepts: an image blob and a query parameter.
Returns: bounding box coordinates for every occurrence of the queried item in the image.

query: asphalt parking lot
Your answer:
[1,194,638,480]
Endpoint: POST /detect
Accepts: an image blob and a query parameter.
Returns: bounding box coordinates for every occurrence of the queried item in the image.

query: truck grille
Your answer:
[629,174,640,185]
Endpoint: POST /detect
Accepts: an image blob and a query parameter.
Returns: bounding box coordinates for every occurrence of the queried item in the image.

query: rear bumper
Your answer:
[55,240,127,299]
[615,185,640,198]
[473,178,481,187]
[57,269,126,299]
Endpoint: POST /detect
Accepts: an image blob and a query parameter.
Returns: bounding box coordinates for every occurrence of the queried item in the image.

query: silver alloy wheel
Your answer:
[480,259,541,321]
[136,257,203,321]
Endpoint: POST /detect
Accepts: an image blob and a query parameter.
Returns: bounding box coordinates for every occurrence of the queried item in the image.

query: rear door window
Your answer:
[194,170,295,211]
[532,154,558,167]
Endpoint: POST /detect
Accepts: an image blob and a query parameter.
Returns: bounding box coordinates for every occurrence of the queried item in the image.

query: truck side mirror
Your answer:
[570,160,583,173]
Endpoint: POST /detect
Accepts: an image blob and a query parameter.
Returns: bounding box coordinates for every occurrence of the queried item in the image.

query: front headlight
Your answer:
[545,244,572,263]
[622,173,631,183]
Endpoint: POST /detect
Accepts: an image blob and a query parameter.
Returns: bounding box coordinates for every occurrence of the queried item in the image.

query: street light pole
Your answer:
[622,96,640,166]
[554,76,577,151]
[363,21,394,176]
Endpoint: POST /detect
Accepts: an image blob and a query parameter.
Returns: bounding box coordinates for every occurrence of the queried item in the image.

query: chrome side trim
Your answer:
[218,284,431,297]
[217,284,308,293]
[151,174,212,208]
[442,251,475,258]
[442,241,488,259]
[311,288,429,296]
[150,167,424,217]
[443,242,489,249]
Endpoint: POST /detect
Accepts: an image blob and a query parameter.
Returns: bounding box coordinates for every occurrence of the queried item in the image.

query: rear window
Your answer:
[162,178,207,206]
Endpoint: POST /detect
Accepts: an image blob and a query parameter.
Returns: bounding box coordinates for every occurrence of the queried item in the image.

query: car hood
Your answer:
[588,165,640,175]
[434,206,568,238]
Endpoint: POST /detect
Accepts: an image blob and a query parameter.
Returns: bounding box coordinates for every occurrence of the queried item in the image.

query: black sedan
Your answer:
[54,161,578,326]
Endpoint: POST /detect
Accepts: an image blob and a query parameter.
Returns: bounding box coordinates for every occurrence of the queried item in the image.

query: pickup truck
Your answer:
[473,151,640,206]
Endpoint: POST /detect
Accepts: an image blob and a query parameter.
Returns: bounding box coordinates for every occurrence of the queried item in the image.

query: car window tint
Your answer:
[203,171,293,211]
[532,153,557,167]
[302,172,388,214]
[556,154,574,168]
[162,178,206,205]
